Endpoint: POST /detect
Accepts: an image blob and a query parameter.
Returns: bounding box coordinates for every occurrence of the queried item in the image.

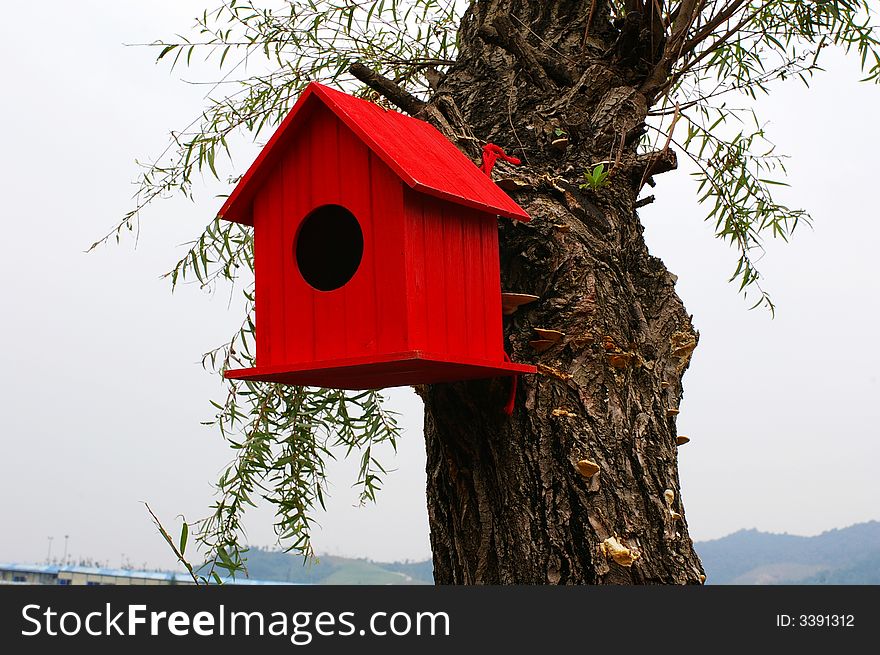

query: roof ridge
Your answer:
[218,82,529,225]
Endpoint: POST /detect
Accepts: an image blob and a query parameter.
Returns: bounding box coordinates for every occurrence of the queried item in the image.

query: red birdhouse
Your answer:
[218,82,535,390]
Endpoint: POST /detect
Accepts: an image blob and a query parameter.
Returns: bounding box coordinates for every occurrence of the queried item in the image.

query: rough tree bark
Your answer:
[364,0,704,584]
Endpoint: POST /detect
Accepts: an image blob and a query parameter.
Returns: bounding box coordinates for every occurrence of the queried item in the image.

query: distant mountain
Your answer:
[222,548,433,585]
[695,521,880,585]
[225,521,880,585]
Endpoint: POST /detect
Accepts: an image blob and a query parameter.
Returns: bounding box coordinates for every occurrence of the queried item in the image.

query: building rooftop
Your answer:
[0,562,293,585]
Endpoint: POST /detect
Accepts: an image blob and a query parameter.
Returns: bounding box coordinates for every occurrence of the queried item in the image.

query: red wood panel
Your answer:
[337,117,377,357]
[369,151,408,353]
[403,194,500,362]
[271,107,406,367]
[402,190,428,352]
[421,196,447,355]
[281,130,313,364]
[253,169,285,367]
[480,213,505,359]
[252,189,270,365]
[308,109,347,362]
[441,202,468,357]
[460,207,486,359]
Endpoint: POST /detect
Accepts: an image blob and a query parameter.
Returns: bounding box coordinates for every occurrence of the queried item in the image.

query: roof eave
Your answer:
[217,82,325,226]
[217,82,531,225]
[409,181,530,222]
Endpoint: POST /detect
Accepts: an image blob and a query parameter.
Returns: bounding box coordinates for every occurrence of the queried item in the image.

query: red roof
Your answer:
[218,82,530,224]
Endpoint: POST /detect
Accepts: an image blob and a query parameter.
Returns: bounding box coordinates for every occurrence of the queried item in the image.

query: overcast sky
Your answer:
[1,2,878,572]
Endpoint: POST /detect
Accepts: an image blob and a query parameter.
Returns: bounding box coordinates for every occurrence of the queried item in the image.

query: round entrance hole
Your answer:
[295,204,364,291]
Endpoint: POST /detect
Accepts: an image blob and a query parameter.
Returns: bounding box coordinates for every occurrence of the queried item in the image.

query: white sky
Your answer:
[0,2,877,571]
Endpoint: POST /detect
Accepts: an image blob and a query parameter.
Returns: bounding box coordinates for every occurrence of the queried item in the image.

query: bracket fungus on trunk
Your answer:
[534,328,565,341]
[495,178,533,192]
[501,292,540,315]
[601,536,641,567]
[530,327,565,353]
[664,489,682,521]
[529,340,556,353]
[550,136,569,153]
[575,459,601,478]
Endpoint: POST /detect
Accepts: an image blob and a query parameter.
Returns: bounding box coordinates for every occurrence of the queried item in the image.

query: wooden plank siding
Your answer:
[253,106,407,369]
[402,190,505,363]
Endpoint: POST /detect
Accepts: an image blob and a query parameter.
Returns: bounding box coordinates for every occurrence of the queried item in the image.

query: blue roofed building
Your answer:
[0,563,290,585]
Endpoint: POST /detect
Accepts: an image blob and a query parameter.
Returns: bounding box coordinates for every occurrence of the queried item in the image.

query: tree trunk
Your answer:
[420,0,704,584]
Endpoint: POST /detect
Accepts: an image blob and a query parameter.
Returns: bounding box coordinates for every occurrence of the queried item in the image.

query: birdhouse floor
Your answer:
[225,351,535,391]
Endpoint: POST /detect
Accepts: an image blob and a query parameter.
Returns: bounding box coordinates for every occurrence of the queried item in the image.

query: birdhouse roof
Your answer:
[218,82,530,224]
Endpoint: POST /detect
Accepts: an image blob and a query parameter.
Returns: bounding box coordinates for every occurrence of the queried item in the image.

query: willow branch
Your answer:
[641,0,706,97]
[349,62,427,115]
[665,2,770,94]
[681,0,748,53]
[670,0,702,48]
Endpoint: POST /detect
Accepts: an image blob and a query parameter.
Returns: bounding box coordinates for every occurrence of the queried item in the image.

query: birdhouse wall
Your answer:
[252,104,408,369]
[402,190,506,363]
